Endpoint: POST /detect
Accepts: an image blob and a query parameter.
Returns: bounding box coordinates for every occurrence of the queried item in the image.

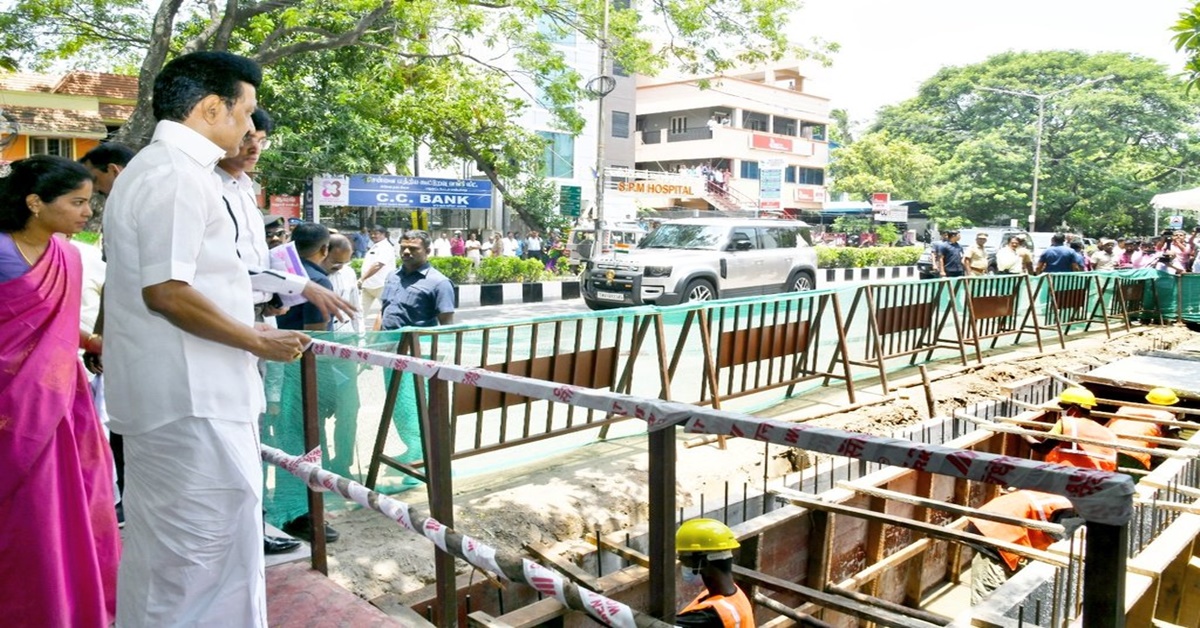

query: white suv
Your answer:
[582,218,818,310]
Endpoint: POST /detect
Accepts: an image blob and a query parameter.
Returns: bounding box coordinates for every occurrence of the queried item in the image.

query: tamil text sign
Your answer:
[759,158,784,211]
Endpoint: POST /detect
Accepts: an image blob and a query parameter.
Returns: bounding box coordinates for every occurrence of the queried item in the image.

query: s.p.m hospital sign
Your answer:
[348,175,494,210]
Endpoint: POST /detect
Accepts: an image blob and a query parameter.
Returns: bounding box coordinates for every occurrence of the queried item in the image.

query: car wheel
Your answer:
[682,279,716,303]
[789,271,815,292]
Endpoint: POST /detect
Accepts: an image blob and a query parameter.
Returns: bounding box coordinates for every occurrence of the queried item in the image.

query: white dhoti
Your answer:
[116,417,265,627]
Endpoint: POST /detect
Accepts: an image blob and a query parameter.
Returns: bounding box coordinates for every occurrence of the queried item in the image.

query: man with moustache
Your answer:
[103,51,307,626]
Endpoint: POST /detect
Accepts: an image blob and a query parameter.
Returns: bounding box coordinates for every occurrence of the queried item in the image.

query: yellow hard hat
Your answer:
[676,518,740,554]
[1058,387,1096,409]
[1146,387,1180,406]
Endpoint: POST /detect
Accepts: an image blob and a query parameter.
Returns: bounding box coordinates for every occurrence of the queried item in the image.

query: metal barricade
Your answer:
[659,291,855,410]
[1032,272,1114,341]
[843,279,967,392]
[952,274,1043,362]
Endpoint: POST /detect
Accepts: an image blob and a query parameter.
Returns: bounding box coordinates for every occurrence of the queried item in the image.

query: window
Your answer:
[773,116,797,136]
[743,111,769,132]
[669,116,688,135]
[611,111,630,138]
[801,122,827,141]
[537,131,574,178]
[30,137,74,159]
[797,168,825,186]
[728,227,757,250]
[739,160,759,180]
[784,166,796,184]
[761,226,809,249]
[612,60,628,77]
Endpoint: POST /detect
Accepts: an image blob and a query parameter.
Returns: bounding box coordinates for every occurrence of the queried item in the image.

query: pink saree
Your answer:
[0,235,120,627]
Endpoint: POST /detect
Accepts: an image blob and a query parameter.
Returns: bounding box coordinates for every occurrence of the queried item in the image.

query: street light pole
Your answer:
[978,75,1113,233]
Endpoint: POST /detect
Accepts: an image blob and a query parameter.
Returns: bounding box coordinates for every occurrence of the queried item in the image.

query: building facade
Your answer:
[626,64,831,215]
[0,72,136,167]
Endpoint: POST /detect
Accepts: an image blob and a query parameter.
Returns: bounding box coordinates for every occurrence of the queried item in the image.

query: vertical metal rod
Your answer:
[700,493,705,518]
[299,350,328,574]
[596,524,604,579]
[1082,522,1127,628]
[723,482,730,525]
[742,482,749,520]
[1051,567,1062,628]
[761,443,770,514]
[424,376,457,626]
[648,424,677,620]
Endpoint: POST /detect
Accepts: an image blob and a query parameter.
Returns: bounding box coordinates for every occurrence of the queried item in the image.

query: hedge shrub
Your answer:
[475,257,547,283]
[429,256,474,284]
[813,245,923,268]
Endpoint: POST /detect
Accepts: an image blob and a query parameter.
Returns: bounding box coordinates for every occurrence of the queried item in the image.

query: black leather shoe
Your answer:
[282,515,340,543]
[264,535,301,555]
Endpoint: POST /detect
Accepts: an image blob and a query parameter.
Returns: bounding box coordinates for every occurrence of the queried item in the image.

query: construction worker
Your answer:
[965,490,1079,603]
[1026,387,1119,472]
[675,518,755,627]
[1106,387,1182,471]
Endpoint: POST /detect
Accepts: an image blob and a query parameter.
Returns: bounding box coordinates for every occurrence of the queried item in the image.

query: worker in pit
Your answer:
[965,490,1080,604]
[1025,386,1119,472]
[675,519,755,627]
[1106,387,1182,471]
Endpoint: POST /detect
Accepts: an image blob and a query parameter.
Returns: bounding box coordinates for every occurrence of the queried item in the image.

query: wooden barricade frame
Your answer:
[365,312,661,488]
[1096,273,1157,331]
[663,292,856,410]
[949,274,1043,363]
[841,279,967,393]
[1032,272,1115,341]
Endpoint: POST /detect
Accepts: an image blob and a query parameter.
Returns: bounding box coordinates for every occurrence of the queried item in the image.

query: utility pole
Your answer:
[587,0,615,255]
[978,75,1113,233]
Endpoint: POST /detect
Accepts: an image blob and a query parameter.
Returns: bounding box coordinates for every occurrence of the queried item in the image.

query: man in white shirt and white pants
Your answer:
[359,225,396,323]
[103,51,309,627]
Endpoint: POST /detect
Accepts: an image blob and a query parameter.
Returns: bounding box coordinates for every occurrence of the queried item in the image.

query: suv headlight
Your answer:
[644,265,673,277]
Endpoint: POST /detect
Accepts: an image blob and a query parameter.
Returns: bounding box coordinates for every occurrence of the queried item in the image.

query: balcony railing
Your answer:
[666,128,714,142]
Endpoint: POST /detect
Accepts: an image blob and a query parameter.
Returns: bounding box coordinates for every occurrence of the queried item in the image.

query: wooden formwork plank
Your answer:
[773,488,1069,568]
[732,566,942,628]
[839,482,1066,535]
[1174,555,1200,626]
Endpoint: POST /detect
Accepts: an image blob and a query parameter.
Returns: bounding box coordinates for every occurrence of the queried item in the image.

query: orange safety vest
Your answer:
[679,586,756,628]
[1106,407,1171,469]
[968,490,1074,571]
[1044,416,1119,472]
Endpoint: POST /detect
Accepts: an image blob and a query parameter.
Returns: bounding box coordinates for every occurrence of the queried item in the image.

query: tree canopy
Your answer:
[828,130,938,201]
[870,50,1200,235]
[1,0,827,229]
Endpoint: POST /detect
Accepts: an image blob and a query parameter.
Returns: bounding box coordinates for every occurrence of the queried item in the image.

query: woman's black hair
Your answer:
[0,155,93,232]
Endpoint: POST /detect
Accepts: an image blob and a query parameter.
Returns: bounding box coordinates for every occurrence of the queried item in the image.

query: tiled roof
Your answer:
[99,102,134,121]
[0,73,57,93]
[54,71,138,100]
[0,105,107,137]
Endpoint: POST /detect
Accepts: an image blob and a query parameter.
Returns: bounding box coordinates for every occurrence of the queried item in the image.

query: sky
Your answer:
[790,0,1192,126]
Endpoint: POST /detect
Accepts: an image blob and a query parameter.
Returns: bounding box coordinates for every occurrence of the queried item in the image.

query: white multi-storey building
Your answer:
[619,63,831,216]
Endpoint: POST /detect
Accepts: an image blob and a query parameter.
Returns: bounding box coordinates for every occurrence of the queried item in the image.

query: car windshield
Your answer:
[638,224,726,250]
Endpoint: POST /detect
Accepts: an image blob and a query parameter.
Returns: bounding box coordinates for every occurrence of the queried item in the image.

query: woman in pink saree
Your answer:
[0,155,119,626]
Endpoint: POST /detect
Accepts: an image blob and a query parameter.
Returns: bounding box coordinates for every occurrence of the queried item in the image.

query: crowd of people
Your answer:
[0,50,462,627]
[425,229,548,265]
[931,228,1200,278]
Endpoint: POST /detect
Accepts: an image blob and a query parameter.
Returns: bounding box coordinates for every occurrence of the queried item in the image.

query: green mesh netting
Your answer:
[263,330,424,527]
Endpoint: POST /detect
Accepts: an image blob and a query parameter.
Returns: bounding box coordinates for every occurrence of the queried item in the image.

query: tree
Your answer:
[828,130,938,201]
[1,0,825,230]
[873,51,1200,236]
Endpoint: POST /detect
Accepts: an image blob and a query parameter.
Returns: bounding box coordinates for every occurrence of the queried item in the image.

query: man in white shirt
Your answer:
[103,51,309,627]
[216,107,354,555]
[359,224,395,322]
[503,231,520,257]
[1090,239,1118,271]
[994,236,1031,275]
[430,231,451,257]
